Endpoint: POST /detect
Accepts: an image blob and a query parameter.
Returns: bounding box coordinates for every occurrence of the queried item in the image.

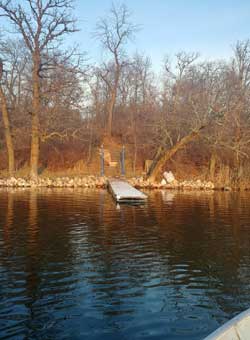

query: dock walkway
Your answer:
[108,178,147,203]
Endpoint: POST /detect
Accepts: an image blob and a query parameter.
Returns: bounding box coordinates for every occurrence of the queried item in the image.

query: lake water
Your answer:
[1,188,250,339]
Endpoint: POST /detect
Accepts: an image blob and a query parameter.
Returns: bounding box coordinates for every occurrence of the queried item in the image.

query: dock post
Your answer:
[100,145,105,176]
[120,145,125,176]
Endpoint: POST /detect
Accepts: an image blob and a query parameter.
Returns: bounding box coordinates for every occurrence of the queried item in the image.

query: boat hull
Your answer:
[204,308,250,339]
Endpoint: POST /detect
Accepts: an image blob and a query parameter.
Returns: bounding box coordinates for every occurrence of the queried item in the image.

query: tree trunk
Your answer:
[107,88,116,137]
[30,53,40,179]
[209,152,217,181]
[130,101,137,175]
[0,85,15,176]
[106,64,120,138]
[133,136,137,175]
[147,127,205,181]
[146,145,164,178]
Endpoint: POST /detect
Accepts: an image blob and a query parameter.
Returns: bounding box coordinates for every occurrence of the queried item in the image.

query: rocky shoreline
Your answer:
[0,176,222,190]
[0,176,107,188]
[131,178,216,190]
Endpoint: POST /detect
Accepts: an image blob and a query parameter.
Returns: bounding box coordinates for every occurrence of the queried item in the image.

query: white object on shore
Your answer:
[204,308,250,339]
[161,179,167,185]
[163,171,175,184]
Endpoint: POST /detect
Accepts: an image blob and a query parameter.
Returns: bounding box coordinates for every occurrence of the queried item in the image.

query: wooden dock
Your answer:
[108,178,147,203]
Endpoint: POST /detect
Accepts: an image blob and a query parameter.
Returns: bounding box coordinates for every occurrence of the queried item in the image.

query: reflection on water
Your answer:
[1,189,250,339]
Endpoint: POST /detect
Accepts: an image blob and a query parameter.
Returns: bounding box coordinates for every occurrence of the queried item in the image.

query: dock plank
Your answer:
[108,179,147,203]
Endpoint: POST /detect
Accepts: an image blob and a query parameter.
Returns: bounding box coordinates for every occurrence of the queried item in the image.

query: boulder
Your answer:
[161,179,167,185]
[163,171,176,184]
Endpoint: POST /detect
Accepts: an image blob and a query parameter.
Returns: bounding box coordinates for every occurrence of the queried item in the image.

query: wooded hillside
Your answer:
[0,1,250,186]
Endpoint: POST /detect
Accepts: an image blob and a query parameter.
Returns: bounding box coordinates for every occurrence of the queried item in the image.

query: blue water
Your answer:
[0,189,250,339]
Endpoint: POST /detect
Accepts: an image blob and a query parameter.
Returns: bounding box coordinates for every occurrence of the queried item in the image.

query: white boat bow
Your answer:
[204,308,250,339]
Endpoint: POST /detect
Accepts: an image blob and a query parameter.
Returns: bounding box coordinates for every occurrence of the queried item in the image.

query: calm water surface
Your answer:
[1,188,250,339]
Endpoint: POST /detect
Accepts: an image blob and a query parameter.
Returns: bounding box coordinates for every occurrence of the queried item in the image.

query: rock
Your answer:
[163,171,176,184]
[7,177,18,186]
[0,175,217,191]
[205,181,214,190]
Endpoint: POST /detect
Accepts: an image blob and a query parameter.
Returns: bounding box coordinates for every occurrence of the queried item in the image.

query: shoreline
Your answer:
[0,176,242,191]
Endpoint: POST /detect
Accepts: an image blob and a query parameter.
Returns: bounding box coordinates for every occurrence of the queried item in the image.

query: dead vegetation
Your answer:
[0,2,250,188]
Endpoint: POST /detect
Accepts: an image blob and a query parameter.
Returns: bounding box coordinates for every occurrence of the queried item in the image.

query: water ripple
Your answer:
[0,189,250,339]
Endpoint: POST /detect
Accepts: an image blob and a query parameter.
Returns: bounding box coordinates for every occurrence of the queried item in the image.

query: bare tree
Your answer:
[230,40,250,171]
[0,0,78,178]
[0,58,15,175]
[0,39,29,107]
[95,3,138,138]
[147,126,206,181]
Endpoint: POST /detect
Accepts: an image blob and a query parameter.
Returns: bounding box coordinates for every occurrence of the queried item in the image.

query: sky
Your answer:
[71,0,250,71]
